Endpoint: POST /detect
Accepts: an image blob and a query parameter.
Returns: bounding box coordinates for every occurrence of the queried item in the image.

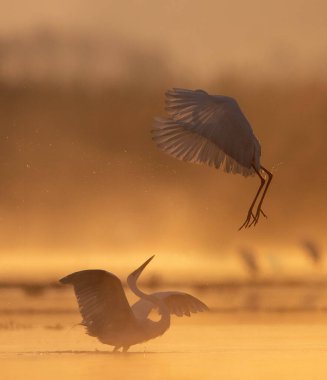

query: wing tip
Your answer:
[164,88,192,99]
[59,275,72,285]
[201,303,210,312]
[165,88,208,98]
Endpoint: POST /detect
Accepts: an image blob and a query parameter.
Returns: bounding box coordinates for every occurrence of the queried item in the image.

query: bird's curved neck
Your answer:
[127,275,170,330]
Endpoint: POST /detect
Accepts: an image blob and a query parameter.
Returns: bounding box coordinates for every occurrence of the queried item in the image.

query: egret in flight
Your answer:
[60,256,208,352]
[152,88,273,229]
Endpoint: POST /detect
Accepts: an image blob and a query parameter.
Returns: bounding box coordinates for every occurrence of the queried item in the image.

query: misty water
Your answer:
[1,1,327,379]
[2,288,327,379]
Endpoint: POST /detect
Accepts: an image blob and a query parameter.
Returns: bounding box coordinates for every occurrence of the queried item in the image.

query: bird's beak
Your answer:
[129,255,155,280]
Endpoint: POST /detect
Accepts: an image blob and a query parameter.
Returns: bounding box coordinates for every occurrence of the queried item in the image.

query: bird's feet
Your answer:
[239,208,267,230]
[239,210,256,230]
[248,208,267,227]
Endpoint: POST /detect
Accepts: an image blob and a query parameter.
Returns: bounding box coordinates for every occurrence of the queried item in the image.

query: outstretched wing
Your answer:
[60,270,136,337]
[152,88,261,176]
[131,291,209,320]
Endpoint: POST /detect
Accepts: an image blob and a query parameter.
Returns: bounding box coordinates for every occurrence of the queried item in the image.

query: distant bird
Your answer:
[152,88,273,229]
[60,256,208,352]
[238,247,259,278]
[301,240,322,265]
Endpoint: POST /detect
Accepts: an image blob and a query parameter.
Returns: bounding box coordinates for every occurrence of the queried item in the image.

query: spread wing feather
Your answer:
[131,291,209,320]
[152,88,261,176]
[60,270,136,337]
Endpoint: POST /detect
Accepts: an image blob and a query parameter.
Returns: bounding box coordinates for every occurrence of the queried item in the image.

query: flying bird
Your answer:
[60,256,208,352]
[152,88,273,229]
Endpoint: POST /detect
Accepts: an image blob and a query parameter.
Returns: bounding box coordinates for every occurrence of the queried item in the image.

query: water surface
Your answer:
[2,289,327,379]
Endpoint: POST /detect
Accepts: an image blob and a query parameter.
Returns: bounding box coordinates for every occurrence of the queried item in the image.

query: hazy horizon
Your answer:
[1,0,327,84]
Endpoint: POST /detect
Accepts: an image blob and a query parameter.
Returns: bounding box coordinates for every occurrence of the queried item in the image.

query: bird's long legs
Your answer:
[112,346,130,353]
[251,165,273,226]
[239,166,266,230]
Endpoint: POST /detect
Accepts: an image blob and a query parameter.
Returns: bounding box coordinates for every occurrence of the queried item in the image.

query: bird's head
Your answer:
[128,255,155,282]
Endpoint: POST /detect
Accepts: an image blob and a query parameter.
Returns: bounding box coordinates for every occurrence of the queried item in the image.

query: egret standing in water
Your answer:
[60,256,208,352]
[152,88,273,229]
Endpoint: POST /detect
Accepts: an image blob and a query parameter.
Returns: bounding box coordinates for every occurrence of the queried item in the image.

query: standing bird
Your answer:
[152,88,273,229]
[60,256,208,352]
[301,240,322,265]
[238,247,260,279]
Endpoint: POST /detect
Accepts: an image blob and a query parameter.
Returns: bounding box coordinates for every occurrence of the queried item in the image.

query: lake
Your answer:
[1,287,327,379]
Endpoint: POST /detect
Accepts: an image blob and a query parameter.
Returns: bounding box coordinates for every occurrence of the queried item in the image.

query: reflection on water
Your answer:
[2,283,327,315]
[2,312,327,380]
[2,290,327,379]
